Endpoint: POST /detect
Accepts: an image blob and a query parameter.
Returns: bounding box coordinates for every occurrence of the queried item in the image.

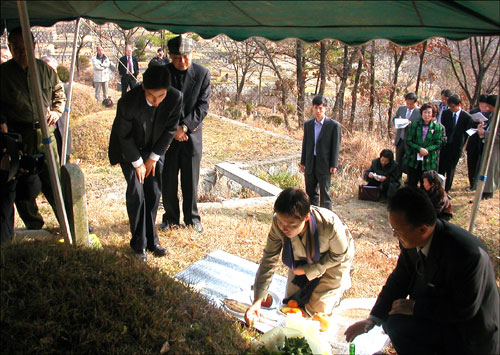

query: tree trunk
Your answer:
[333,44,353,124]
[296,39,306,127]
[368,41,376,131]
[318,40,327,96]
[349,46,365,131]
[235,71,247,104]
[415,40,427,96]
[387,49,406,138]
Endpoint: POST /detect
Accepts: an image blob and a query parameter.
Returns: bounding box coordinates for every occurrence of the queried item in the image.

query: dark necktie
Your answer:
[416,250,426,276]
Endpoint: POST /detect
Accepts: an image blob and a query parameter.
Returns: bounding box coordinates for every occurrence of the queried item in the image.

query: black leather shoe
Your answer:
[134,249,147,262]
[149,245,169,257]
[193,221,203,233]
[159,222,169,231]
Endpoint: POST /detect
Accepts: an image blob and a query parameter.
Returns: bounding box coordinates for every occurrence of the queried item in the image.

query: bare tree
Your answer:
[296,39,306,127]
[253,38,291,128]
[216,36,258,104]
[445,37,500,109]
[387,45,407,137]
[318,40,328,96]
[368,41,376,131]
[349,46,365,130]
[332,44,355,124]
[415,40,428,96]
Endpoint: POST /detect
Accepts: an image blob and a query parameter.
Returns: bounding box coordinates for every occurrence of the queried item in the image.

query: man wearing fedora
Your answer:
[160,35,211,233]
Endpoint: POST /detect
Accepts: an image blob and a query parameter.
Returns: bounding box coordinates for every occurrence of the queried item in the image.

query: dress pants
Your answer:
[121,74,136,97]
[406,162,424,188]
[466,134,483,189]
[0,179,17,244]
[94,81,108,102]
[120,159,162,252]
[383,314,443,355]
[395,140,407,173]
[14,128,59,229]
[162,143,201,226]
[438,155,459,192]
[305,157,332,211]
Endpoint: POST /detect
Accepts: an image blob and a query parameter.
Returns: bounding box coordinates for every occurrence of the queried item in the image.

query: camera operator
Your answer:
[0,27,66,230]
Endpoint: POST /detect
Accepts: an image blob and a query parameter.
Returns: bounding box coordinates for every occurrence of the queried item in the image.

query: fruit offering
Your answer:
[312,312,331,332]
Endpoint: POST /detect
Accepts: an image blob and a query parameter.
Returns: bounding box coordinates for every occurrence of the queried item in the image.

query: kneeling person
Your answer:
[245,188,354,323]
[108,65,182,262]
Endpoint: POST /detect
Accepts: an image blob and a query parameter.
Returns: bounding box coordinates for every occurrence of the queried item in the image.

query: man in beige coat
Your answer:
[245,188,354,323]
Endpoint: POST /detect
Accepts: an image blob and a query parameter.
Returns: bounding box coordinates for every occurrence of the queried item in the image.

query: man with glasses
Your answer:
[160,35,210,233]
[345,187,499,355]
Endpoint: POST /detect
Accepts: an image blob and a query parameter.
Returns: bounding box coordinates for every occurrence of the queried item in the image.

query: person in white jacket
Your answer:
[92,45,110,102]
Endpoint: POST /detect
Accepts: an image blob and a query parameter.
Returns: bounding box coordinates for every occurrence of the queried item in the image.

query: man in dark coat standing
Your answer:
[118,45,139,97]
[300,96,341,210]
[109,65,182,261]
[438,95,472,193]
[160,35,211,233]
[345,187,499,355]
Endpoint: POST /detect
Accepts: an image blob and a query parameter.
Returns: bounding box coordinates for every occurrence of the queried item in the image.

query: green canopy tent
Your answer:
[1,0,499,45]
[1,0,499,243]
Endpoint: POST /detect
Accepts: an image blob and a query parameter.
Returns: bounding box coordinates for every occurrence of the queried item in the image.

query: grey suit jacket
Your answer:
[393,105,421,145]
[301,117,341,175]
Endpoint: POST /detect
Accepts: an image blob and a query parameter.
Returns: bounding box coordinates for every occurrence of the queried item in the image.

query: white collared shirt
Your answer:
[131,96,160,168]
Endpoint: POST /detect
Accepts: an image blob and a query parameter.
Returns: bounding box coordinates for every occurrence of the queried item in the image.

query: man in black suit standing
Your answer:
[345,187,499,355]
[108,65,182,261]
[160,35,211,233]
[438,95,472,193]
[118,45,139,97]
[300,96,341,211]
[392,93,421,172]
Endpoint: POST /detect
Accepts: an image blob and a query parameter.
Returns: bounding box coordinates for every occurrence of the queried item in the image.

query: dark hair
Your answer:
[447,95,461,106]
[142,65,171,90]
[405,93,417,102]
[157,48,164,53]
[422,170,443,189]
[420,102,438,117]
[312,95,328,107]
[486,94,497,107]
[380,149,394,162]
[479,94,488,103]
[441,89,452,97]
[274,188,310,219]
[388,187,437,227]
[8,27,34,44]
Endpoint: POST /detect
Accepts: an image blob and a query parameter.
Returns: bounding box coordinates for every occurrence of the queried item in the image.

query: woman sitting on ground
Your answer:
[422,170,453,220]
[363,149,401,198]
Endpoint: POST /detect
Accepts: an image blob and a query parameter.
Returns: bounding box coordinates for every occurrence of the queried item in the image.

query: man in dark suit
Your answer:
[160,35,211,233]
[109,65,182,261]
[393,93,421,172]
[300,96,341,211]
[438,95,473,192]
[345,187,499,355]
[118,45,139,97]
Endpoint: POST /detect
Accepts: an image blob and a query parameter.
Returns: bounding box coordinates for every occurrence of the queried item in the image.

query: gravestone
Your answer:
[61,164,89,246]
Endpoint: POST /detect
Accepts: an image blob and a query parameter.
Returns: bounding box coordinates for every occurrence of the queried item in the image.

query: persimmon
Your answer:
[287,299,299,308]
[312,312,330,332]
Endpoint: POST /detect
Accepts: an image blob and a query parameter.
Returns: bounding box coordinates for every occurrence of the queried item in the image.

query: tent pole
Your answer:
[468,87,500,233]
[16,0,73,245]
[61,17,80,166]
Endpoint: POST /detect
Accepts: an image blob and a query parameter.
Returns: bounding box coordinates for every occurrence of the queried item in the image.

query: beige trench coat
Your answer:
[253,205,354,315]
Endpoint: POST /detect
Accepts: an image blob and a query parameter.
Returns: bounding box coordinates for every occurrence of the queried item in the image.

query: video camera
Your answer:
[0,132,45,184]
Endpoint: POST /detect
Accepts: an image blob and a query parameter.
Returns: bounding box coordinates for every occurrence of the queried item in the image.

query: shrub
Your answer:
[224,106,242,120]
[265,115,283,126]
[258,168,301,189]
[246,102,253,116]
[57,65,70,83]
[78,55,89,69]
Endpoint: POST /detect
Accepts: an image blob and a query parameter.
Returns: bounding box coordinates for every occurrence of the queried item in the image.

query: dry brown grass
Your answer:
[10,82,499,354]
